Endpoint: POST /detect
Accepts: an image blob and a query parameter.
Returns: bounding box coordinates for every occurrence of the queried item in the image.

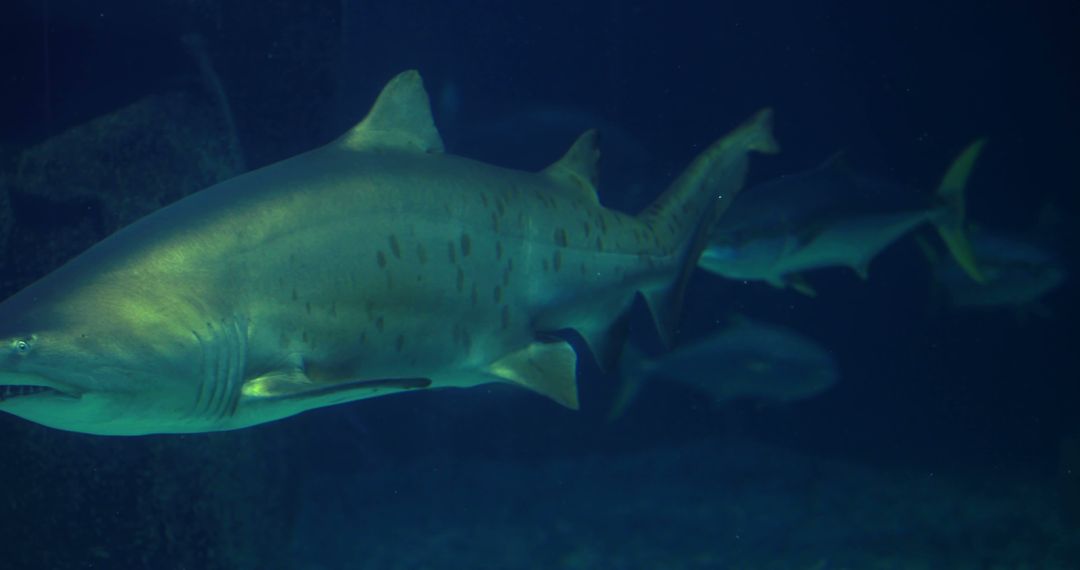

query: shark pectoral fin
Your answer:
[787,274,818,297]
[542,129,601,203]
[242,369,430,401]
[242,368,311,398]
[336,70,445,154]
[488,340,579,410]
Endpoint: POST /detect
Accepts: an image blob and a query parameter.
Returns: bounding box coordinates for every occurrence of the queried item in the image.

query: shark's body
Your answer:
[934,229,1066,309]
[699,143,986,293]
[0,71,777,434]
[609,316,838,418]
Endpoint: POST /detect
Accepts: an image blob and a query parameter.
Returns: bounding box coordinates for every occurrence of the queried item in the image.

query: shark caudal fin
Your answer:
[637,109,779,346]
[933,139,986,283]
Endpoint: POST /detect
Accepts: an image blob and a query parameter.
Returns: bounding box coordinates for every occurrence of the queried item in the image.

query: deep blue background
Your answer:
[1,0,1077,475]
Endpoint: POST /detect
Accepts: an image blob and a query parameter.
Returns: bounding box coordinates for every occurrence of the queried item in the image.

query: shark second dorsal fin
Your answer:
[543,129,601,203]
[337,70,445,154]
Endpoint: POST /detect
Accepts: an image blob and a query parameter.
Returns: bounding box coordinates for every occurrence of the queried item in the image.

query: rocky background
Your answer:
[1,1,339,568]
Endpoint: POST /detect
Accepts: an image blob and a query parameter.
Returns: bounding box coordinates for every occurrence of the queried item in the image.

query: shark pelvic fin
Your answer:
[488,340,579,409]
[337,70,445,154]
[543,129,601,203]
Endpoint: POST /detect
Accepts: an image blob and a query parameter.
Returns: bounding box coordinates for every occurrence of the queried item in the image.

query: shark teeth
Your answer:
[0,385,60,402]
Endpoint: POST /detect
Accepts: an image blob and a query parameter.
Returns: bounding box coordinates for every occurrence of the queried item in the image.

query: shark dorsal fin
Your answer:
[543,129,601,203]
[337,70,445,153]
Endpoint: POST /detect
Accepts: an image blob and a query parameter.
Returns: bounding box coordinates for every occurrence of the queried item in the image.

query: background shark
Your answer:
[698,141,986,294]
[609,316,838,419]
[930,227,1067,311]
[0,70,777,435]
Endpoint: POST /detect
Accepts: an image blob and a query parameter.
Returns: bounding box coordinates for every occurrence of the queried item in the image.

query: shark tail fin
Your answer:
[607,344,654,421]
[933,139,986,283]
[637,109,779,347]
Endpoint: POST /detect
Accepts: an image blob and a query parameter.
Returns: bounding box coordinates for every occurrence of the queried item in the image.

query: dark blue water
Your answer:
[1,1,1077,568]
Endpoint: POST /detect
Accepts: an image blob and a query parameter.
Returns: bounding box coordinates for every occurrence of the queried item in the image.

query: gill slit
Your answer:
[194,317,248,421]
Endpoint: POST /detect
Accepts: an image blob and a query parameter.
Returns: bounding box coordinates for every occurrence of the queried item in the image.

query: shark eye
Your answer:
[13,339,31,354]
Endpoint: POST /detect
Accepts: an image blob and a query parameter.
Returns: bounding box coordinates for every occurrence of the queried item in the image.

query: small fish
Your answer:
[610,317,838,418]
[0,70,778,435]
[699,141,987,294]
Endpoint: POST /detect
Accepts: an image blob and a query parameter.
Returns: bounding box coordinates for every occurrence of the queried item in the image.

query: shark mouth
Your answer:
[0,384,65,402]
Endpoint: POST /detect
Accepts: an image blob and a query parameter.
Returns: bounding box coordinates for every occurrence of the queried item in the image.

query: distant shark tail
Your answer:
[933,139,987,283]
[606,343,654,421]
[637,109,779,346]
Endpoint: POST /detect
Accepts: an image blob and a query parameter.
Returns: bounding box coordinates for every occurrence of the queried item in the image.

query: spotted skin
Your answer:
[0,71,776,434]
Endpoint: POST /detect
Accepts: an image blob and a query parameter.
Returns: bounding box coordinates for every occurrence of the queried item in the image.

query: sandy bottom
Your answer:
[289,437,1078,569]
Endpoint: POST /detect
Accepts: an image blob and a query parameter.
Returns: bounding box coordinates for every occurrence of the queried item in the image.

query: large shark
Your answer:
[0,71,777,435]
[698,141,987,294]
